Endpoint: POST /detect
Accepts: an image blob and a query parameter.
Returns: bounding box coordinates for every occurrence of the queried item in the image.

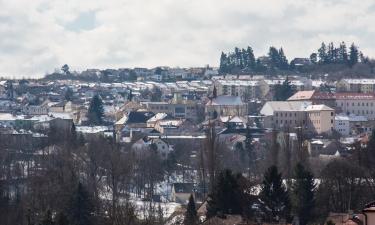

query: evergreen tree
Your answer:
[207,170,243,217]
[87,94,104,125]
[348,43,359,67]
[184,194,198,225]
[318,42,328,64]
[327,42,335,63]
[268,47,280,69]
[219,52,228,73]
[338,42,348,64]
[278,48,289,69]
[64,87,74,101]
[259,166,291,223]
[61,64,70,75]
[246,46,256,69]
[67,183,95,225]
[291,163,315,225]
[309,53,318,64]
[274,77,295,101]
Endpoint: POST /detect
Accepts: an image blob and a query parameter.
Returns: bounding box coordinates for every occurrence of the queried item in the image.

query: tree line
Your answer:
[219,41,369,74]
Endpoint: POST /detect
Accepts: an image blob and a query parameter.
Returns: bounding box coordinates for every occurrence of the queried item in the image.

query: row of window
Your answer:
[339,102,374,107]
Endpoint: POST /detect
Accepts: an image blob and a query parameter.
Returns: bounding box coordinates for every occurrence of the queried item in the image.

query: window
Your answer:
[276,112,278,116]
[331,120,333,124]
[331,112,334,116]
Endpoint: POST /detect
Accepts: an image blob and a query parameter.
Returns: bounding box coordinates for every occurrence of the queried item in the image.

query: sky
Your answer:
[0,0,375,78]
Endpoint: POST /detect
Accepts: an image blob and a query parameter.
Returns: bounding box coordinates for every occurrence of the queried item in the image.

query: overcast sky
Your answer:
[1,0,375,78]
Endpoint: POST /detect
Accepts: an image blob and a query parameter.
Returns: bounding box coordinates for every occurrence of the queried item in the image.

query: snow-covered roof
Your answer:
[206,96,244,106]
[260,101,312,116]
[305,104,334,111]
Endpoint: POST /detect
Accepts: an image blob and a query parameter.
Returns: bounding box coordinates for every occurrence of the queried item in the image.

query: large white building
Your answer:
[335,93,375,120]
[260,101,334,134]
[336,79,375,93]
[214,79,269,100]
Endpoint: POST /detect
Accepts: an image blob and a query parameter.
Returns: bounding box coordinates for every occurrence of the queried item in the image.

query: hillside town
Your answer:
[2,63,375,225]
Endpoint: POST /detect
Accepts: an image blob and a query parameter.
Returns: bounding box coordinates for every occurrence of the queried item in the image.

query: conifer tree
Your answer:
[67,183,95,225]
[318,42,328,64]
[349,43,359,67]
[207,170,243,217]
[259,166,291,223]
[291,163,315,225]
[184,194,198,225]
[87,94,104,125]
[246,46,256,70]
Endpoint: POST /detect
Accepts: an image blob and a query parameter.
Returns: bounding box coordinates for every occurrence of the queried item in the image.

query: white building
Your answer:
[260,101,335,135]
[335,93,375,120]
[334,115,350,136]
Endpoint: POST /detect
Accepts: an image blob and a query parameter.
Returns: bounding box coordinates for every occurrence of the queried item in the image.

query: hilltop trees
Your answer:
[219,41,369,75]
[87,94,104,125]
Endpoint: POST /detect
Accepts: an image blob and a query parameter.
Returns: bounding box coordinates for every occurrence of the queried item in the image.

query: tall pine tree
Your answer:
[184,194,198,225]
[87,94,104,125]
[259,166,291,223]
[291,163,315,225]
[349,43,359,67]
[67,183,95,225]
[207,170,243,217]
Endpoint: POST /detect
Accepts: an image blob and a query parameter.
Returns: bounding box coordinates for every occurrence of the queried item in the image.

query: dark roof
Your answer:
[127,111,155,124]
[173,183,194,193]
[52,101,66,107]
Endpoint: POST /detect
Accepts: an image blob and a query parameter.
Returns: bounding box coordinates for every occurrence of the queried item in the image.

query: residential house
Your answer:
[171,183,195,204]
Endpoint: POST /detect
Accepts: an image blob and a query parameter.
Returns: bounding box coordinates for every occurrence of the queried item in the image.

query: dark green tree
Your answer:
[87,94,104,125]
[61,64,70,75]
[246,46,256,70]
[338,42,348,64]
[274,77,295,101]
[184,194,198,225]
[67,183,95,225]
[318,42,328,64]
[310,53,318,64]
[219,52,229,73]
[207,170,243,217]
[349,43,359,67]
[259,166,291,223]
[291,163,315,225]
[64,87,74,101]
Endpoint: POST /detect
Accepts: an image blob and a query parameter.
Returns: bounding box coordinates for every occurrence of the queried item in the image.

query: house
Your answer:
[205,96,248,119]
[171,183,195,204]
[131,137,172,159]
